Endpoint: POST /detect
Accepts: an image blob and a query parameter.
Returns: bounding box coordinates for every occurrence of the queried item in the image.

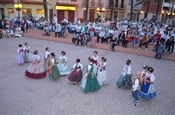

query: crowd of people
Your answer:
[1,17,175,57]
[16,42,157,107]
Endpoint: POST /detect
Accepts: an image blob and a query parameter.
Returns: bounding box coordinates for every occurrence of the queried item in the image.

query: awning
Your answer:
[20,0,44,4]
[0,0,13,3]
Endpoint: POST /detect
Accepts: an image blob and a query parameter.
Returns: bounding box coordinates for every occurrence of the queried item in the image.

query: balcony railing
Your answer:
[108,4,126,9]
[82,1,104,7]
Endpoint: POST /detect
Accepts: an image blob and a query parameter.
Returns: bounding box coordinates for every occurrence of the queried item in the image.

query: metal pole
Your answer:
[18,10,20,19]
[85,0,89,24]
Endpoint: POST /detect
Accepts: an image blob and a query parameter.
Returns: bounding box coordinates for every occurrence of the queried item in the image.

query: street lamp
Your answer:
[14,0,23,19]
[96,7,105,12]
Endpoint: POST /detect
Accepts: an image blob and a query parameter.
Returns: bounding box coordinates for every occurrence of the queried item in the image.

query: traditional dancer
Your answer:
[23,43,31,63]
[17,44,24,65]
[67,58,83,84]
[48,52,60,80]
[81,57,100,93]
[44,47,51,71]
[132,71,141,107]
[57,51,70,76]
[91,51,99,75]
[140,65,148,83]
[116,59,132,89]
[139,67,156,102]
[97,57,107,85]
[25,50,47,79]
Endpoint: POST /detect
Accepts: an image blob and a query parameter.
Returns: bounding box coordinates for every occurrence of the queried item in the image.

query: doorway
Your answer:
[89,9,95,22]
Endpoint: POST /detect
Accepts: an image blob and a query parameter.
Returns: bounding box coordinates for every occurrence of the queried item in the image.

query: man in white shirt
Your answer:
[99,30,105,44]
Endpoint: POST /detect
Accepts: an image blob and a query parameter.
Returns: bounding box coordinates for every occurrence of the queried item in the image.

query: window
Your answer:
[8,8,14,13]
[115,0,118,7]
[121,0,124,8]
[36,9,44,14]
[108,0,112,7]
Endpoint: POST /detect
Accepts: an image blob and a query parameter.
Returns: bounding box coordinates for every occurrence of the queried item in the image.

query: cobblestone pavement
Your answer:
[0,37,175,115]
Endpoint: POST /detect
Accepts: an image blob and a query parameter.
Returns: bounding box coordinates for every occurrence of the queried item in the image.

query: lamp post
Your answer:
[14,0,23,19]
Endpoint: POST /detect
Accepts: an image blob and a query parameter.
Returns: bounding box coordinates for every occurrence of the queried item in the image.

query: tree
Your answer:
[43,0,48,20]
[110,0,114,20]
[130,0,134,21]
[85,0,89,23]
[154,0,164,21]
[136,0,151,18]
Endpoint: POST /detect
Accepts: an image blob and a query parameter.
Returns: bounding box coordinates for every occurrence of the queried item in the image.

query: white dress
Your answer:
[23,46,31,63]
[57,55,70,75]
[97,62,107,85]
[91,55,99,75]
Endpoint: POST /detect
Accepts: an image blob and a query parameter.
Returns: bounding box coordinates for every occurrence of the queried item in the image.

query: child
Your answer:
[17,44,24,64]
[132,71,141,107]
[89,35,97,48]
[155,42,164,59]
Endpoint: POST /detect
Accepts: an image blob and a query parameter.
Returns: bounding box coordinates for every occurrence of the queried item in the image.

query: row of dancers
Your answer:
[17,44,156,106]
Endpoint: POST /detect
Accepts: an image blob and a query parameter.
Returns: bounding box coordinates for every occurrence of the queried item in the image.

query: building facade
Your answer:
[0,0,143,23]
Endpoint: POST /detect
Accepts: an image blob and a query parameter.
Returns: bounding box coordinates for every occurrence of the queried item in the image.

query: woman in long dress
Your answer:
[139,67,156,102]
[81,57,100,93]
[25,50,47,79]
[91,51,99,75]
[23,43,31,63]
[44,47,51,71]
[97,57,107,85]
[48,52,60,80]
[67,58,83,84]
[116,59,132,89]
[57,51,70,76]
[17,44,24,65]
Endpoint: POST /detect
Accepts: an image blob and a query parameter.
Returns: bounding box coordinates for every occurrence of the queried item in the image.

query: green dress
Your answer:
[83,64,101,93]
[49,58,60,79]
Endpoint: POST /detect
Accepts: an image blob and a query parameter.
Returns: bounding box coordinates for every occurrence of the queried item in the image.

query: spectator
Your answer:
[117,31,125,46]
[15,24,23,37]
[72,32,79,45]
[99,29,105,44]
[55,24,62,38]
[139,33,149,50]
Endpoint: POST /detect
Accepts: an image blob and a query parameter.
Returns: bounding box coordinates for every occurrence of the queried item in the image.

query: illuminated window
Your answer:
[22,9,32,16]
[8,8,14,13]
[36,9,44,14]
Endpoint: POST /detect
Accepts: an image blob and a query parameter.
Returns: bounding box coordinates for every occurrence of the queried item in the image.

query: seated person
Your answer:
[72,33,79,45]
[15,25,23,37]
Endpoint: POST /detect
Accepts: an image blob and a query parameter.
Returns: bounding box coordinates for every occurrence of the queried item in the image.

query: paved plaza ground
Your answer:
[0,37,175,115]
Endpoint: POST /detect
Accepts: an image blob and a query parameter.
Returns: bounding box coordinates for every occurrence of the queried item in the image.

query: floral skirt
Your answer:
[116,73,132,89]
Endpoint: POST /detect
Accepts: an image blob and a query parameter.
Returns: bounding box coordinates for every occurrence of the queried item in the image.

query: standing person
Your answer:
[139,67,156,102]
[97,57,107,85]
[140,65,148,83]
[57,51,70,76]
[91,51,99,76]
[48,52,60,80]
[81,57,101,93]
[132,71,141,107]
[89,35,97,48]
[44,47,51,71]
[17,44,24,65]
[25,50,46,79]
[23,43,31,63]
[67,58,83,84]
[117,59,132,89]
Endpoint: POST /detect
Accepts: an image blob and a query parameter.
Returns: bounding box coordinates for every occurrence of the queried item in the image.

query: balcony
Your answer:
[82,1,104,7]
[108,4,126,9]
